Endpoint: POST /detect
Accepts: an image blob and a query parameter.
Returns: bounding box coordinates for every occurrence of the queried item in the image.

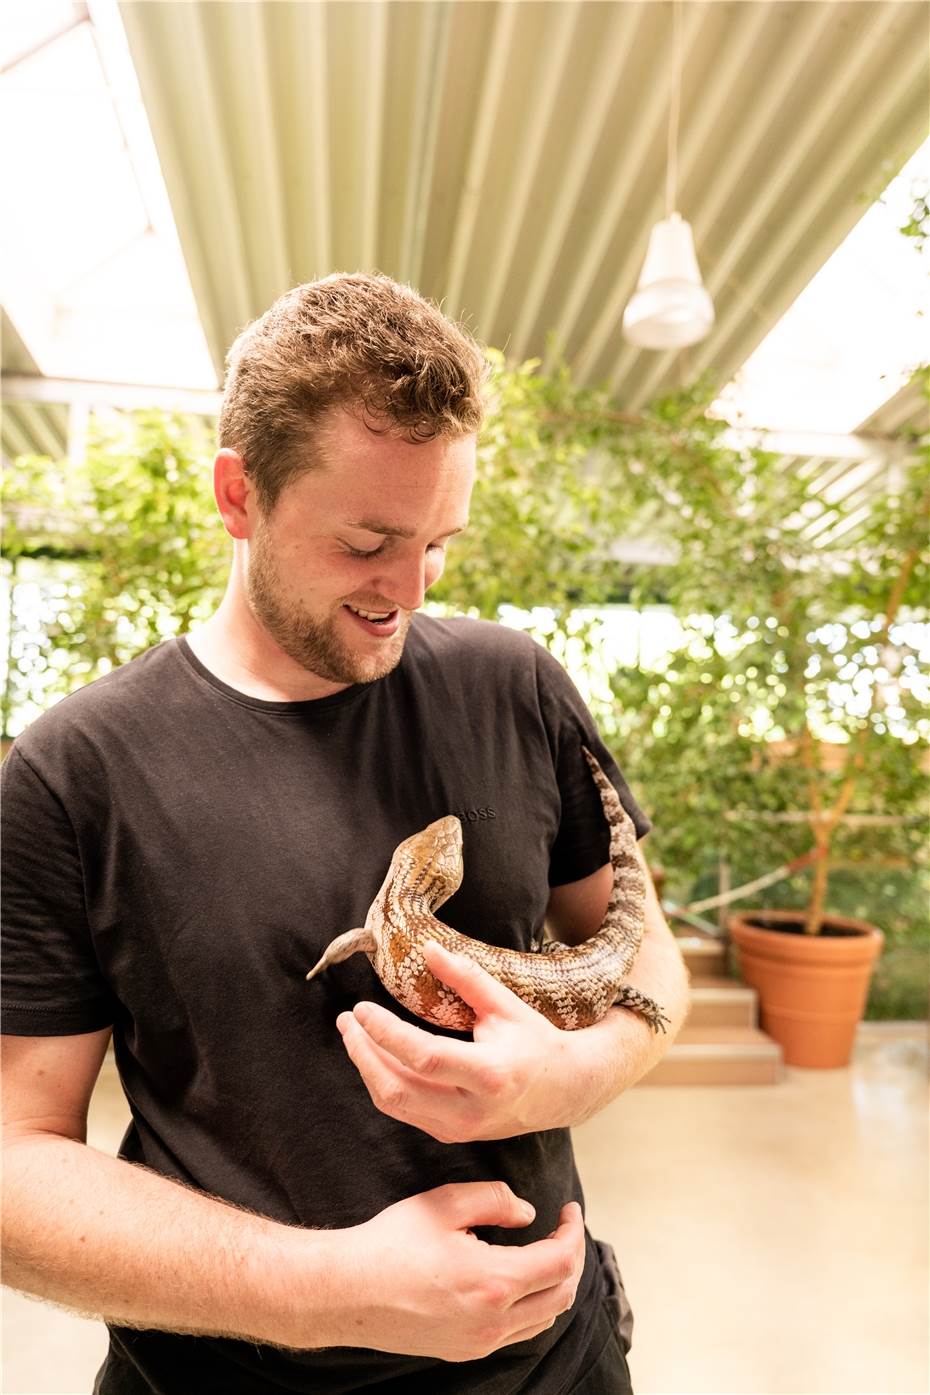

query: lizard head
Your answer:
[394,814,464,903]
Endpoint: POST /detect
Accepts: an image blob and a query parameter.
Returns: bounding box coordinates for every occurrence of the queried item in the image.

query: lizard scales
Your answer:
[306,746,669,1034]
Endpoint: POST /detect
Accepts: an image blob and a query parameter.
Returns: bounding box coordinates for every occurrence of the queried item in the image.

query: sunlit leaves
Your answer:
[1,412,226,734]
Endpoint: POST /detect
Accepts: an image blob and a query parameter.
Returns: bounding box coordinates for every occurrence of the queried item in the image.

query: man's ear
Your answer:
[213,449,254,540]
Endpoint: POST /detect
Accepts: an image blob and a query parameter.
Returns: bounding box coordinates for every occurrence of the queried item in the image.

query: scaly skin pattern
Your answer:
[306,747,669,1033]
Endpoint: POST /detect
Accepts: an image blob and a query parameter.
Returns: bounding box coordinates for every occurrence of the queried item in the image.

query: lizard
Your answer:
[305,746,669,1034]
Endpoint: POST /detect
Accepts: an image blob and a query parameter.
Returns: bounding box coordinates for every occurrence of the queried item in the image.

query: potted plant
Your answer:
[726,401,927,1065]
[604,359,929,1066]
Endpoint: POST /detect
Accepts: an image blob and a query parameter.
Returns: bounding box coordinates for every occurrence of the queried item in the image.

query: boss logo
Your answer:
[454,805,497,824]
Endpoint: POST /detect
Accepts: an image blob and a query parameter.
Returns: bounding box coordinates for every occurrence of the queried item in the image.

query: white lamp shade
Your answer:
[622,212,715,350]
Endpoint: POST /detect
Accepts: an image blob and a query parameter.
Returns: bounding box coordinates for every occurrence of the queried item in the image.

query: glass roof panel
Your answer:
[0,0,80,70]
[714,140,929,435]
[0,0,216,389]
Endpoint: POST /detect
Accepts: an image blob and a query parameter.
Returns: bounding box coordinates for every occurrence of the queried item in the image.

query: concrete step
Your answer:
[639,1025,784,1086]
[687,975,757,1029]
[673,932,728,978]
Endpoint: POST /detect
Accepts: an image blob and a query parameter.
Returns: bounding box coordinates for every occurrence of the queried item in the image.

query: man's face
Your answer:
[245,406,476,686]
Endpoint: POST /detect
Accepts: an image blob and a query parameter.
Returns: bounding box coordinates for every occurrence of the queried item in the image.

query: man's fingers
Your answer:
[435,1180,538,1232]
[446,1190,583,1306]
[501,1201,585,1303]
[336,1012,459,1121]
[502,1286,578,1345]
[350,1001,475,1085]
[422,940,529,1021]
[500,1317,570,1348]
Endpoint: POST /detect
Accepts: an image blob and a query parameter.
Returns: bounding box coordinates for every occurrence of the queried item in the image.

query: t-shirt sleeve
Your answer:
[1,744,117,1036]
[532,641,652,887]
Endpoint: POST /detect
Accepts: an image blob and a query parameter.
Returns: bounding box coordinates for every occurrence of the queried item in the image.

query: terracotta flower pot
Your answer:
[728,910,884,1069]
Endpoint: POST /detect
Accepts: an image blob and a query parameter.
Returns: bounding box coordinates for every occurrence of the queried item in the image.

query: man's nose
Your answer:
[372,551,430,612]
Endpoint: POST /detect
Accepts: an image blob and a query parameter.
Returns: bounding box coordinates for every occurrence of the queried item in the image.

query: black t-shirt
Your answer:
[1,614,649,1395]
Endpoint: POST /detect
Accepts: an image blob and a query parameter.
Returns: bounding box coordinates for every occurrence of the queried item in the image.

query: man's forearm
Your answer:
[551,900,691,1128]
[1,1132,337,1348]
[567,919,690,1123]
[2,1133,597,1364]
[554,837,692,1125]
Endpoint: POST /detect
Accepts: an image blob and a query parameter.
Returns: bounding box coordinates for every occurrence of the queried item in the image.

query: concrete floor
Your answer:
[2,1023,928,1395]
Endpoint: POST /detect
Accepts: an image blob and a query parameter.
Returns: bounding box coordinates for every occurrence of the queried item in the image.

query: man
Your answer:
[2,273,690,1394]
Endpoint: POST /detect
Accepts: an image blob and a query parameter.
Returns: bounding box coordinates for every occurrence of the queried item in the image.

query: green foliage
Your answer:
[75,411,227,663]
[899,176,930,253]
[431,350,643,619]
[1,412,226,732]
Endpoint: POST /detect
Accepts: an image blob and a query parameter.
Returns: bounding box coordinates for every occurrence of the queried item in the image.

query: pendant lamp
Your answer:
[622,1,714,350]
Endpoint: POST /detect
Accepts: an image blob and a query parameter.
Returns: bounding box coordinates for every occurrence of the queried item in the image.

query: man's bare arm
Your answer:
[545,842,691,1116]
[1,1031,585,1360]
[1,1030,326,1346]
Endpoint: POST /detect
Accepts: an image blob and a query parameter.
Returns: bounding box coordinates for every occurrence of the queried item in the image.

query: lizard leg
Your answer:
[612,984,671,1034]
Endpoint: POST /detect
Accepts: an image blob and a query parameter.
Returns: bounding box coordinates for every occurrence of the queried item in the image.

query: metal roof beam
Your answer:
[3,381,908,468]
[720,428,905,463]
[0,4,89,75]
[2,375,221,415]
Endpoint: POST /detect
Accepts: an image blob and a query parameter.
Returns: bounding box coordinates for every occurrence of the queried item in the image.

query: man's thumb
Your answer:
[441,1180,536,1231]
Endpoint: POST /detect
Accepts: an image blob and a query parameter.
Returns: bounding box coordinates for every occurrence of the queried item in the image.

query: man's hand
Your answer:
[319,1183,585,1362]
[336,940,577,1142]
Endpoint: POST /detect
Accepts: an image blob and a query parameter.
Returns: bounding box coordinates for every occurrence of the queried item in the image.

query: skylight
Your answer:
[0,0,216,389]
[714,140,929,435]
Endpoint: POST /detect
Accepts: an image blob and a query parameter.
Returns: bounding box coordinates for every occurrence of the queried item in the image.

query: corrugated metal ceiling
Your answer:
[2,0,926,492]
[117,0,927,420]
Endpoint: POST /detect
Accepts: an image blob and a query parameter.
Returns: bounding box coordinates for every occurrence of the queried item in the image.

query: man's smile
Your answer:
[342,603,403,637]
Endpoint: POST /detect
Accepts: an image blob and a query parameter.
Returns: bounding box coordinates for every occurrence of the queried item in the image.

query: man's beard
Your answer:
[246,523,411,686]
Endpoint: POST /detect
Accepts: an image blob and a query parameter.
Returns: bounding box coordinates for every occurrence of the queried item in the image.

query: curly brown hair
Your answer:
[218,272,488,512]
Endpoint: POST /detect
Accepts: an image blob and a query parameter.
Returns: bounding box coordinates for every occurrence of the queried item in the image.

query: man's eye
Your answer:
[344,539,449,560]
[344,542,387,559]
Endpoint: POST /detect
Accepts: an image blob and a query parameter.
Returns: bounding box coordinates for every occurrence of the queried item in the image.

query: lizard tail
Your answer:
[306,927,376,981]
